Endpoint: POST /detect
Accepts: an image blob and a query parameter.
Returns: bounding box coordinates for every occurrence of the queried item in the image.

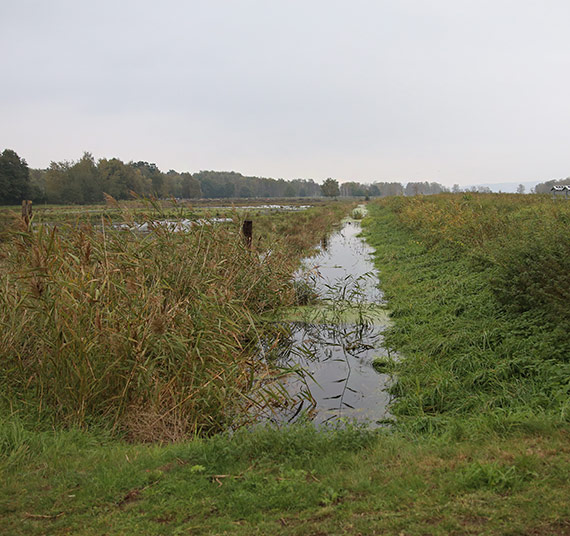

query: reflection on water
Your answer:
[264,321,392,426]
[256,215,393,428]
[298,221,384,304]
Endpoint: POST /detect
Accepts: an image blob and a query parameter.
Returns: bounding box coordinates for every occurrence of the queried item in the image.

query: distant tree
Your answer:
[452,184,461,193]
[180,173,202,198]
[45,161,80,203]
[404,182,421,196]
[131,161,164,196]
[284,184,295,197]
[341,181,367,197]
[74,152,101,203]
[534,178,570,194]
[0,149,30,204]
[368,184,381,197]
[405,181,448,196]
[321,178,340,198]
[516,184,526,194]
[238,185,253,198]
[99,158,146,200]
[29,168,47,202]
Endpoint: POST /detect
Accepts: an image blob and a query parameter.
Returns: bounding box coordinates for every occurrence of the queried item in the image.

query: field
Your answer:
[0,197,330,227]
[1,194,570,535]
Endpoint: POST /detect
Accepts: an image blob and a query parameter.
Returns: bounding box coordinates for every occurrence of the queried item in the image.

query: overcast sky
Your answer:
[2,0,569,186]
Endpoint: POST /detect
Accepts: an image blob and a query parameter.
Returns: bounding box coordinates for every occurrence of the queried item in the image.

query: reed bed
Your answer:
[0,202,351,440]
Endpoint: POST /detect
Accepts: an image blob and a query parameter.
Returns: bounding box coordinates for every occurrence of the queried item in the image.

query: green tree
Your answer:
[45,161,79,203]
[180,173,202,198]
[45,153,102,204]
[99,158,147,200]
[321,178,340,198]
[131,161,164,196]
[29,169,47,202]
[74,152,101,203]
[0,149,30,204]
[368,184,381,197]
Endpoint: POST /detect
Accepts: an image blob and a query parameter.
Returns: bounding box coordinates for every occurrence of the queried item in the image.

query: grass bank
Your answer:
[362,194,570,435]
[2,421,569,535]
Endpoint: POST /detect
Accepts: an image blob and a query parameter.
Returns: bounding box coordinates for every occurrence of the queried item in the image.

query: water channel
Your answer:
[259,209,393,428]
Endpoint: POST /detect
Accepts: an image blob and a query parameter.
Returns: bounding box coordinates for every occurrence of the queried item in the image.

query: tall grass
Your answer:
[393,193,570,322]
[363,194,570,434]
[0,202,351,440]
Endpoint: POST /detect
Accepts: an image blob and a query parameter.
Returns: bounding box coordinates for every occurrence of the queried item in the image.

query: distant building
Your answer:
[551,185,570,199]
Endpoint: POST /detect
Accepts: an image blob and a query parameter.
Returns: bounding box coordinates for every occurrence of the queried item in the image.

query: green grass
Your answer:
[1,422,570,535]
[362,195,570,435]
[1,193,569,534]
[0,197,331,226]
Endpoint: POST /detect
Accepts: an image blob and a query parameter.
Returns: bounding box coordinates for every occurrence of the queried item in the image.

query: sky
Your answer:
[2,0,570,187]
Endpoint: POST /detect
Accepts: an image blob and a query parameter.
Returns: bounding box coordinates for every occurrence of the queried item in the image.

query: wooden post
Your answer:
[242,220,252,248]
[21,200,32,227]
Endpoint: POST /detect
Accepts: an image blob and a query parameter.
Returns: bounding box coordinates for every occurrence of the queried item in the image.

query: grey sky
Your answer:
[2,0,569,186]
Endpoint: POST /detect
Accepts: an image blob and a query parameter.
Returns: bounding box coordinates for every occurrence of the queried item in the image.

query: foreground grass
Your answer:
[2,423,570,536]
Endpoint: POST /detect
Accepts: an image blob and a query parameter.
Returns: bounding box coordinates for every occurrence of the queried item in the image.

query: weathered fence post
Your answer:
[21,200,32,227]
[242,220,252,248]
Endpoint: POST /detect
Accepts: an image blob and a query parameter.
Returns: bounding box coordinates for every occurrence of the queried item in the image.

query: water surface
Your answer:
[259,215,393,427]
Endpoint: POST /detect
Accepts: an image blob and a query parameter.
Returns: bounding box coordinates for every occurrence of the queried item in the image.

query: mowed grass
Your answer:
[1,422,569,535]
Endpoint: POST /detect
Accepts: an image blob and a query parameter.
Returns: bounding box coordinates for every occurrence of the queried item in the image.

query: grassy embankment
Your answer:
[364,194,570,435]
[2,194,570,535]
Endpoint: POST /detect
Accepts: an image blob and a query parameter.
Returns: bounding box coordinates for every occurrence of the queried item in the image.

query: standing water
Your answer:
[258,208,393,427]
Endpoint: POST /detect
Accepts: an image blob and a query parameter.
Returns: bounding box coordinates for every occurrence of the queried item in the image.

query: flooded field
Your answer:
[258,211,393,427]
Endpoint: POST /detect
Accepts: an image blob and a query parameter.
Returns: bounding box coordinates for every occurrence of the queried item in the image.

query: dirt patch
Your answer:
[526,520,570,536]
[117,488,142,509]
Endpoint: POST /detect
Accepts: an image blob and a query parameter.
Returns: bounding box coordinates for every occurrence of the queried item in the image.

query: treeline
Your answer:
[18,152,326,204]
[2,148,537,205]
[534,177,570,193]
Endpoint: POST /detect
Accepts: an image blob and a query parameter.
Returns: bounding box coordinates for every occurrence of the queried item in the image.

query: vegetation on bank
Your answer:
[2,420,569,535]
[363,193,570,433]
[1,193,569,535]
[0,201,352,440]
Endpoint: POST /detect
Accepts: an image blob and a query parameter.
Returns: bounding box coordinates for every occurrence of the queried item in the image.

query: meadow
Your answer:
[1,193,569,535]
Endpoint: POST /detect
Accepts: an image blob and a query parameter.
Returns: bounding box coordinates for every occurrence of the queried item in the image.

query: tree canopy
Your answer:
[4,149,466,205]
[321,178,340,198]
[0,149,30,204]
